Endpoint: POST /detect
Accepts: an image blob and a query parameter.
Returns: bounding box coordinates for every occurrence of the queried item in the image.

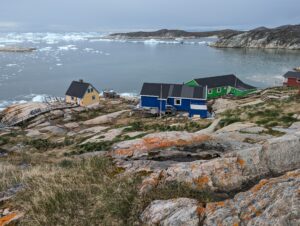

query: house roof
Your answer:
[65,81,98,98]
[283,71,300,79]
[140,83,206,99]
[193,74,256,90]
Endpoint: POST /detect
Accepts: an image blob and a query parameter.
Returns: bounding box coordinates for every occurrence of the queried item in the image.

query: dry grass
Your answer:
[219,94,300,129]
[4,157,141,226]
[0,156,220,226]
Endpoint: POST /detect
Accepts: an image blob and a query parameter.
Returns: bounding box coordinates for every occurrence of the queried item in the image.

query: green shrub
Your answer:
[24,139,59,151]
[219,116,241,128]
[0,136,9,145]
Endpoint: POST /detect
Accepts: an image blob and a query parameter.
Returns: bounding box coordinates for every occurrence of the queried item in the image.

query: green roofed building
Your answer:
[185,74,256,99]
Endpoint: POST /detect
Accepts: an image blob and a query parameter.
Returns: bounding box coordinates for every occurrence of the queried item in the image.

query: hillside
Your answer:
[211,24,300,50]
[106,29,243,39]
[0,87,300,225]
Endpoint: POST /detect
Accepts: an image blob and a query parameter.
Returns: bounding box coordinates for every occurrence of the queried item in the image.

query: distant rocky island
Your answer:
[105,29,242,39]
[0,46,36,53]
[105,25,300,50]
[210,24,300,50]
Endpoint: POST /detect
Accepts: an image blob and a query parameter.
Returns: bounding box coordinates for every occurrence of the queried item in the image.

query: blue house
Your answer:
[140,83,208,118]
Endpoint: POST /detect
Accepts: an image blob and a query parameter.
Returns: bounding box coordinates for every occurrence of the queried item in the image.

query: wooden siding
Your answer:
[185,79,256,99]
[284,78,300,88]
[141,96,166,112]
[66,85,100,106]
[141,96,207,118]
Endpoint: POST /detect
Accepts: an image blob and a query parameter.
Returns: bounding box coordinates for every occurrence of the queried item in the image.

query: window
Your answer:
[91,88,94,92]
[217,88,221,93]
[92,95,96,100]
[174,98,181,106]
[297,79,300,83]
[208,89,212,94]
[71,96,74,100]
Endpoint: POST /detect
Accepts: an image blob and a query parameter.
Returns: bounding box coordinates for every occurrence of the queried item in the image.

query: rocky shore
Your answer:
[210,24,300,50]
[102,29,242,40]
[0,46,36,52]
[0,87,299,225]
[103,25,300,50]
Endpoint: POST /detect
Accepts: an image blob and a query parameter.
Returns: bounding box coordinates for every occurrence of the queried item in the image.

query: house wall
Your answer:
[65,86,100,107]
[141,96,207,118]
[207,86,228,99]
[285,78,300,87]
[80,87,100,106]
[65,95,79,105]
[168,97,207,118]
[186,80,256,99]
[141,96,166,112]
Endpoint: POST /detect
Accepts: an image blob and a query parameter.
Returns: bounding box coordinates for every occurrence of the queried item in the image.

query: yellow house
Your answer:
[65,80,100,106]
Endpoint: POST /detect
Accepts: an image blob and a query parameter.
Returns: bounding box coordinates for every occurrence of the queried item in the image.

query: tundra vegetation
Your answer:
[0,87,299,225]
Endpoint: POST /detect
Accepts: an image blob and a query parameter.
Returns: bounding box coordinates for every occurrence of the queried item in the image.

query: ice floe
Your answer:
[58,45,78,51]
[0,32,101,45]
[0,94,53,111]
[89,38,209,46]
[6,64,18,67]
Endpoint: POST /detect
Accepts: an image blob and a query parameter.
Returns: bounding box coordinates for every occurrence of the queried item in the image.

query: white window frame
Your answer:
[217,87,222,93]
[174,98,182,106]
[297,79,300,83]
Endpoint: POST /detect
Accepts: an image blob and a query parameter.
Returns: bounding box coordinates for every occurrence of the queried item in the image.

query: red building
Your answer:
[283,71,300,88]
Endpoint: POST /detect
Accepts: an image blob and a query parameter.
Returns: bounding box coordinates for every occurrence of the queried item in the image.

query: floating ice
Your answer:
[39,47,53,52]
[32,94,47,102]
[58,45,78,51]
[83,48,94,52]
[120,92,138,97]
[6,64,18,67]
[0,94,50,111]
[0,32,102,44]
[90,38,208,46]
[56,63,63,66]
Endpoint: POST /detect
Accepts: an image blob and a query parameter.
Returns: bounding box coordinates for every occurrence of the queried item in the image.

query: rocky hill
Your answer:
[210,24,300,50]
[0,87,299,225]
[105,29,243,39]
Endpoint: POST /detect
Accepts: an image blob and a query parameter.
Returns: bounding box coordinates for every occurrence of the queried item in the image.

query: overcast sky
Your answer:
[0,0,299,32]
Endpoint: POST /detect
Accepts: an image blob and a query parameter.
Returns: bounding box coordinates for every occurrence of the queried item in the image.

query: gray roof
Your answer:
[140,83,206,99]
[65,81,98,98]
[194,74,256,90]
[284,71,300,79]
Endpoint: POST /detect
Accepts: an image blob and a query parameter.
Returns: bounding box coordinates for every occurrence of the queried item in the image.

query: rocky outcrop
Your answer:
[83,110,128,125]
[111,132,213,159]
[211,24,300,50]
[141,170,300,226]
[140,198,201,226]
[104,29,242,39]
[0,46,36,52]
[139,130,300,193]
[204,170,300,226]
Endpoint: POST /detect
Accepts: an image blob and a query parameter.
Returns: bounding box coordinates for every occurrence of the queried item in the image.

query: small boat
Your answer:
[293,67,300,72]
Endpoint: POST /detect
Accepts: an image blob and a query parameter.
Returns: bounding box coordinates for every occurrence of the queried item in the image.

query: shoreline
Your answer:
[0,46,37,52]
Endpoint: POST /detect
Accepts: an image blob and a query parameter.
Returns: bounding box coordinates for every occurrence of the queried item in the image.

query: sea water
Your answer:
[1,31,300,110]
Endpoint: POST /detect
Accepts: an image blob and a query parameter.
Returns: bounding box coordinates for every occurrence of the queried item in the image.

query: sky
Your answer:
[0,0,299,32]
